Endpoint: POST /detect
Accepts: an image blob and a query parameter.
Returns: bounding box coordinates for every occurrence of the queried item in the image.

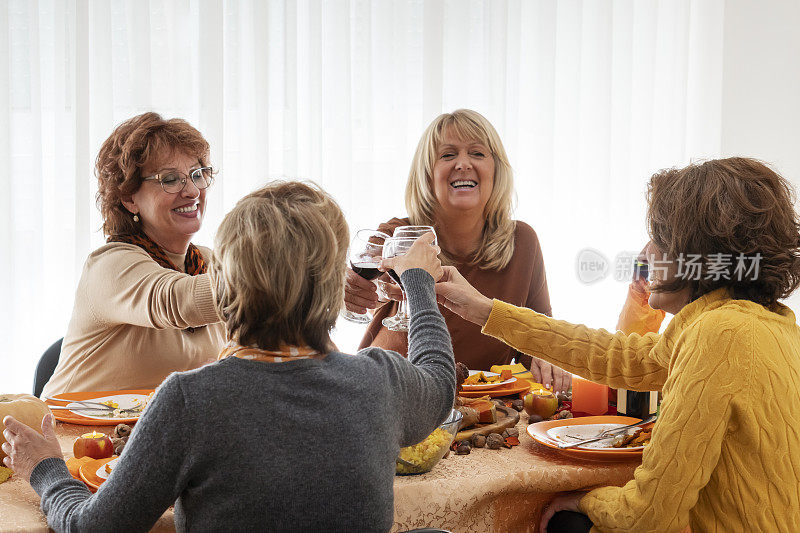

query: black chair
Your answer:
[33,338,62,397]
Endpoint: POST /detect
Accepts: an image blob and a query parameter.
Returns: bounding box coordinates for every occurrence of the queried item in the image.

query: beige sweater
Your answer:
[42,243,225,396]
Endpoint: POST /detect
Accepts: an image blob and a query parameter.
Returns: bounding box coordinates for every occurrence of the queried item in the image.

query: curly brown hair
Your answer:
[95,112,210,237]
[647,157,800,307]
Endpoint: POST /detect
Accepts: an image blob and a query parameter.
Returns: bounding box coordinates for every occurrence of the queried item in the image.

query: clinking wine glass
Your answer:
[381,226,437,332]
[341,229,391,324]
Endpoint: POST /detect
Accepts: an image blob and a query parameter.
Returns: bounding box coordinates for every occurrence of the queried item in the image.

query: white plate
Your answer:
[462,370,515,390]
[546,423,645,450]
[96,458,119,480]
[66,394,150,421]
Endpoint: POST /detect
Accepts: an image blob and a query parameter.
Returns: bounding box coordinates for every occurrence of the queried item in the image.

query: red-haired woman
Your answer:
[42,113,225,396]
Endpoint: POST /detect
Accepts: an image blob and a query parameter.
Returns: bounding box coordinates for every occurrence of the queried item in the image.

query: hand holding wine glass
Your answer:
[381,227,438,332]
[380,232,442,280]
[341,229,390,324]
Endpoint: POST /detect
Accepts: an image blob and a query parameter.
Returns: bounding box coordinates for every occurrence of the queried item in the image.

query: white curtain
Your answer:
[0,0,724,391]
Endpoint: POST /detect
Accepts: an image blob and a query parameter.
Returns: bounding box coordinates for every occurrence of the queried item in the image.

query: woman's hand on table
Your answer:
[539,491,588,533]
[435,266,493,326]
[380,232,442,280]
[530,358,572,393]
[2,414,63,483]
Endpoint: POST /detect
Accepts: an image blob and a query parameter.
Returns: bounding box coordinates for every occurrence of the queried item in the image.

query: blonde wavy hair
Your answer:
[405,109,516,270]
[210,181,349,353]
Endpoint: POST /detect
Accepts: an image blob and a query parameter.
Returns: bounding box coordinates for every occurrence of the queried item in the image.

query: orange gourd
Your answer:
[0,394,52,460]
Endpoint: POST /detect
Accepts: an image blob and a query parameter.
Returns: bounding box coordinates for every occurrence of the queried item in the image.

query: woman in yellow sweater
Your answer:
[435,157,800,532]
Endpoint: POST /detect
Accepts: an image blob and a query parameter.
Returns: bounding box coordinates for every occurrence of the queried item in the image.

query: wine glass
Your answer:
[381,226,437,332]
[341,229,390,324]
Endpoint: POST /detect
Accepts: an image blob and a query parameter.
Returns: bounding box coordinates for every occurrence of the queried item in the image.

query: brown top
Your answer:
[359,217,551,370]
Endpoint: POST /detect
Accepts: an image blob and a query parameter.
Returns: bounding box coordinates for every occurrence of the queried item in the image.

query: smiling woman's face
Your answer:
[122,150,207,254]
[431,130,495,217]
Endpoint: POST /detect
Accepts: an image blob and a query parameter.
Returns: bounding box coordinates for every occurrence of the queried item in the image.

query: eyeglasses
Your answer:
[141,167,214,194]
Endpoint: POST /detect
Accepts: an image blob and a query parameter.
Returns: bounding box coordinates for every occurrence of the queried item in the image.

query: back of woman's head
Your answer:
[96,112,210,237]
[647,157,800,306]
[406,109,516,269]
[211,181,349,352]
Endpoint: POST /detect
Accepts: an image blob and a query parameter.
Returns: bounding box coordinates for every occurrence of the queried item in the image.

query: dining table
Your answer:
[0,409,640,533]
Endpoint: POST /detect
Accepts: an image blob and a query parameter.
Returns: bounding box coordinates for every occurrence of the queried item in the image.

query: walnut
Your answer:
[111,439,128,455]
[455,362,470,391]
[502,427,519,439]
[455,441,472,455]
[486,433,503,450]
[511,399,524,412]
[114,424,132,439]
[471,434,487,448]
[528,413,544,423]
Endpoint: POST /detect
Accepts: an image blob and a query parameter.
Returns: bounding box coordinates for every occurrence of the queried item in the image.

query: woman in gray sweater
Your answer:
[2,181,455,532]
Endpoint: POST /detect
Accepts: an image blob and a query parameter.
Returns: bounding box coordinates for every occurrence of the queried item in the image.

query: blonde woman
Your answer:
[346,109,570,391]
[3,182,454,531]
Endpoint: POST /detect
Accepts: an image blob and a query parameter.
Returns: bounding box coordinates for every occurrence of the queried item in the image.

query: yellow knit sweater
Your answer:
[482,288,800,532]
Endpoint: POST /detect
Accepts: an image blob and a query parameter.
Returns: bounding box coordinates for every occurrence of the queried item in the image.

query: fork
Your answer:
[557,415,657,449]
[44,397,113,409]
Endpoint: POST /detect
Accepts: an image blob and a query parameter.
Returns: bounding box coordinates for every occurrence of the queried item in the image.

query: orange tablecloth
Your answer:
[1,417,639,533]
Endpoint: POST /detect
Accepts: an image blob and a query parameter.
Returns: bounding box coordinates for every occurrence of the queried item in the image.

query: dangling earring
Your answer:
[133,213,140,222]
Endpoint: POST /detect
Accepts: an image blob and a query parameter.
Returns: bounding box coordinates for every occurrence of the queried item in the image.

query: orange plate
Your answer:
[527,415,646,461]
[45,389,154,425]
[78,456,117,492]
[459,377,531,398]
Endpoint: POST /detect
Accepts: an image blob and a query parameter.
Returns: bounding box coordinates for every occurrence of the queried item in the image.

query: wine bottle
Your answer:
[616,389,658,419]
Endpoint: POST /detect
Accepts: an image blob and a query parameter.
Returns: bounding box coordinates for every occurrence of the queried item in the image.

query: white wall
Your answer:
[721,0,800,314]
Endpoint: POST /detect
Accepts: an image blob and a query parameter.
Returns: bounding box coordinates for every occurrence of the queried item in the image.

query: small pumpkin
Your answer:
[0,394,52,460]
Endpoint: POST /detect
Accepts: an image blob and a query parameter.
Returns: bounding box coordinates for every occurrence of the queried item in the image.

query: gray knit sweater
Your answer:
[30,268,455,532]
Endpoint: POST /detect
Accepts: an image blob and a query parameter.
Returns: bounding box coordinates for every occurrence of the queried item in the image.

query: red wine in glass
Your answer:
[351,261,382,281]
[386,269,404,289]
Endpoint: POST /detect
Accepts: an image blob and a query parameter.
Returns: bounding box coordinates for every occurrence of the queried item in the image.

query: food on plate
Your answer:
[499,369,513,381]
[611,426,652,448]
[464,371,504,385]
[0,394,51,460]
[396,427,453,474]
[523,389,558,419]
[73,431,114,459]
[104,458,119,475]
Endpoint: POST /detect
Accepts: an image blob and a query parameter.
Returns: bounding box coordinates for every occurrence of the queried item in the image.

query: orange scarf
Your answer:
[218,342,324,363]
[107,233,207,275]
